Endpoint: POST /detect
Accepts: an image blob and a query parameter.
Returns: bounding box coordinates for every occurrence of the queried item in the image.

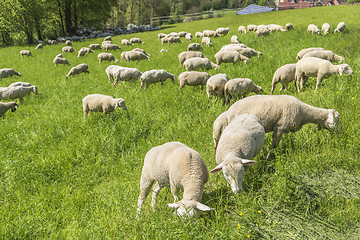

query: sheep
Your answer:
[334,22,345,33]
[77,48,95,58]
[80,47,94,54]
[8,82,33,88]
[65,63,89,79]
[130,37,144,44]
[140,70,175,89]
[97,52,118,63]
[178,31,188,37]
[177,71,211,90]
[214,51,249,65]
[185,33,192,41]
[222,46,262,58]
[201,37,212,47]
[104,36,112,41]
[82,94,127,117]
[89,44,102,50]
[238,26,247,34]
[285,23,293,31]
[295,57,353,92]
[158,33,166,40]
[20,50,33,57]
[121,39,133,46]
[111,66,142,86]
[220,43,248,50]
[206,73,228,103]
[35,43,43,50]
[121,51,149,61]
[321,23,331,35]
[224,78,263,104]
[183,57,219,71]
[132,48,150,57]
[270,63,296,95]
[53,55,71,66]
[167,36,183,44]
[302,50,344,63]
[216,27,230,36]
[0,85,38,101]
[137,141,213,218]
[307,24,320,35]
[203,30,220,37]
[101,40,112,48]
[187,43,203,51]
[48,40,58,45]
[210,114,264,194]
[0,102,18,117]
[247,24,257,32]
[65,40,73,46]
[230,35,241,44]
[161,37,170,45]
[178,51,205,65]
[62,46,75,53]
[103,43,122,52]
[255,26,270,38]
[0,68,21,80]
[195,32,203,38]
[296,47,325,60]
[267,24,286,32]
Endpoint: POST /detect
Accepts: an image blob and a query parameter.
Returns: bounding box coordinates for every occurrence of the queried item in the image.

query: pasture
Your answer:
[0,5,359,239]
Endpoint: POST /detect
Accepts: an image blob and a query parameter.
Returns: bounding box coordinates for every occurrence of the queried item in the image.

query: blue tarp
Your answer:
[236,4,274,15]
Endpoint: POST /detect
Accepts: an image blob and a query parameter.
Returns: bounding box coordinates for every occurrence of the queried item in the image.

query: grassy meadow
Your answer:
[1,5,360,239]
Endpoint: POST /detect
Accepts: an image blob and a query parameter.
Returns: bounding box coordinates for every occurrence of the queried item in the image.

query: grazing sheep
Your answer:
[65,40,73,46]
[0,102,18,117]
[121,51,149,61]
[132,48,150,57]
[111,66,142,86]
[160,37,170,45]
[201,37,212,47]
[82,94,127,117]
[307,24,320,35]
[334,22,345,33]
[121,39,133,46]
[222,46,262,58]
[77,48,95,57]
[8,82,33,88]
[321,23,331,35]
[158,33,166,40]
[255,26,270,38]
[177,71,210,90]
[130,37,144,44]
[295,57,353,92]
[140,70,175,89]
[285,23,293,31]
[20,50,33,57]
[220,43,248,51]
[167,36,183,44]
[238,26,247,33]
[195,32,203,38]
[178,51,205,65]
[183,57,219,71]
[270,63,297,95]
[35,43,43,50]
[247,24,257,32]
[185,33,192,41]
[230,35,241,44]
[102,40,112,48]
[137,141,213,218]
[104,36,112,41]
[216,27,230,35]
[203,30,220,37]
[224,78,263,104]
[178,31,188,37]
[302,50,344,63]
[206,73,228,103]
[81,47,95,54]
[0,68,21,80]
[0,85,38,101]
[187,43,203,51]
[48,40,58,45]
[210,114,264,194]
[89,44,102,50]
[296,47,325,60]
[214,51,249,65]
[97,53,118,63]
[53,55,71,66]
[62,46,75,53]
[65,63,89,79]
[267,24,286,32]
[103,43,122,52]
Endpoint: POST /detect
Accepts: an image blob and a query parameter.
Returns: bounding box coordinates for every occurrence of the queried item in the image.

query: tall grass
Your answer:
[0,5,359,239]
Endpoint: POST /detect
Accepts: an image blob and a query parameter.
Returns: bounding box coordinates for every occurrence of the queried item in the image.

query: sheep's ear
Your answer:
[241,159,256,166]
[210,163,223,173]
[194,202,214,212]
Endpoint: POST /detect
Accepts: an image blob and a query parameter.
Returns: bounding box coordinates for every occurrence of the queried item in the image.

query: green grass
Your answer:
[1,5,360,239]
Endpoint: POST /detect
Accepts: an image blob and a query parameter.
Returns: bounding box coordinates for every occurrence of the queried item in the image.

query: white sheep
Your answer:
[238,26,247,34]
[285,23,293,31]
[206,73,228,103]
[65,40,73,46]
[230,35,240,44]
[35,43,44,50]
[77,47,95,57]
[295,57,353,92]
[214,51,249,65]
[0,102,18,117]
[203,30,220,37]
[140,70,175,89]
[185,33,192,41]
[270,63,297,95]
[307,24,320,35]
[255,25,270,38]
[0,68,21,80]
[111,66,142,86]
[102,40,112,48]
[137,141,213,218]
[177,71,210,90]
[178,51,205,65]
[267,24,286,32]
[187,43,203,51]
[65,63,89,79]
[302,50,344,63]
[132,48,150,57]
[221,46,262,58]
[195,32,203,38]
[167,36,183,44]
[247,24,257,32]
[97,53,118,63]
[201,37,212,47]
[296,47,325,60]
[210,114,264,194]
[62,46,75,53]
[82,94,127,117]
[158,33,166,40]
[224,78,263,104]
[178,31,188,37]
[220,43,248,51]
[20,50,33,57]
[121,39,133,46]
[0,85,38,101]
[103,43,122,52]
[130,37,144,44]
[121,51,149,61]
[183,57,219,71]
[89,44,102,50]
[334,22,345,33]
[53,55,70,66]
[104,36,112,41]
[8,82,33,88]
[321,23,331,35]
[216,27,230,35]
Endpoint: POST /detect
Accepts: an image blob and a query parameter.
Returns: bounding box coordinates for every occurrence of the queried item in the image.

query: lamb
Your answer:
[296,47,325,60]
[183,57,219,71]
[121,51,149,61]
[267,24,286,32]
[321,23,331,35]
[255,26,270,38]
[206,73,228,103]
[80,47,94,54]
[121,39,133,46]
[97,52,118,63]
[89,44,102,50]
[177,71,210,90]
[167,36,183,44]
[230,35,241,44]
[53,55,70,66]
[178,51,205,65]
[65,63,89,79]
[203,30,220,37]
[302,50,344,63]
[0,102,18,117]
[214,51,249,65]
[295,57,353,92]
[334,22,345,33]
[102,40,112,48]
[224,78,263,104]
[82,94,127,117]
[111,66,142,86]
[270,63,296,95]
[140,70,175,89]
[130,37,144,44]
[35,43,43,50]
[104,36,112,41]
[307,24,321,35]
[247,24,257,32]
[185,33,192,41]
[238,26,247,34]
[187,43,203,51]
[210,114,264,194]
[216,27,230,35]
[0,85,38,101]
[137,141,213,218]
[195,32,203,38]
[65,40,73,46]
[103,43,122,52]
[285,23,293,31]
[62,46,75,53]
[0,68,21,80]
[213,95,341,158]
[20,50,33,57]
[77,47,95,57]
[132,48,150,57]
[201,37,212,47]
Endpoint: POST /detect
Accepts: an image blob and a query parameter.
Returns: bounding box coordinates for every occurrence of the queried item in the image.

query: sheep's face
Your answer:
[116,99,127,110]
[339,64,353,76]
[256,86,263,94]
[11,103,18,112]
[323,110,341,131]
[168,200,213,218]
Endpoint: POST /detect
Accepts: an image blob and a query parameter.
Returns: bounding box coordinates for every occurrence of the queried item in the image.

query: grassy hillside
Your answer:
[0,5,359,239]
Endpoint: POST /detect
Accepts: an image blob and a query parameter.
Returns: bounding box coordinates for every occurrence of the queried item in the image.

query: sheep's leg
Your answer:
[170,182,179,203]
[270,83,276,95]
[315,75,323,91]
[137,178,154,216]
[266,130,283,160]
[139,81,144,89]
[150,182,162,211]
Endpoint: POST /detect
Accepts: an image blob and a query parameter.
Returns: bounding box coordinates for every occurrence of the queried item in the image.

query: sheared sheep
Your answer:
[110,66,142,86]
[216,27,230,35]
[321,23,331,35]
[140,70,175,89]
[255,25,270,38]
[53,55,70,66]
[65,63,89,79]
[195,32,203,38]
[214,51,249,65]
[187,43,203,51]
[185,33,192,41]
[247,24,257,32]
[20,50,33,58]
[230,35,241,44]
[132,48,150,57]
[137,141,213,218]
[178,51,205,65]
[77,47,95,57]
[307,24,320,35]
[183,57,219,71]
[177,71,210,90]
[121,51,149,61]
[104,43,122,52]
[203,30,220,37]
[0,102,18,117]
[206,73,228,103]
[302,50,344,63]
[82,94,127,117]
[201,37,212,47]
[285,23,293,31]
[121,39,133,46]
[35,43,43,50]
[270,63,296,95]
[224,78,263,104]
[97,53,118,63]
[334,22,345,33]
[0,85,38,101]
[130,37,144,44]
[89,44,102,50]
[102,40,112,48]
[238,26,247,33]
[62,46,75,53]
[0,68,21,80]
[296,47,325,60]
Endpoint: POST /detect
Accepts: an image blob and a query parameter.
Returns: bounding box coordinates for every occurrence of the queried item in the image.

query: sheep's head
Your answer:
[11,103,18,112]
[169,74,176,81]
[210,157,256,194]
[255,86,263,94]
[316,29,321,35]
[339,64,353,76]
[115,98,127,111]
[32,86,38,95]
[319,109,341,131]
[335,54,344,63]
[168,200,213,218]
